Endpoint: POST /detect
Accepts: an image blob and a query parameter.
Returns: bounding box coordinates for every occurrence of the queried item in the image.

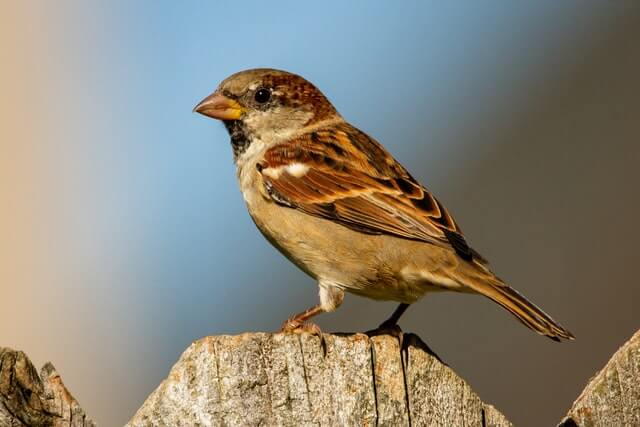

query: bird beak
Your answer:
[193,93,245,120]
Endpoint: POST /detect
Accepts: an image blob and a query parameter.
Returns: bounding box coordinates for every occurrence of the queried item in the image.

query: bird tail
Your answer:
[460,265,574,341]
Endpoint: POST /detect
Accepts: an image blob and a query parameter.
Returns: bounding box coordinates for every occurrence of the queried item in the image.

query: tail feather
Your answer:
[462,269,574,341]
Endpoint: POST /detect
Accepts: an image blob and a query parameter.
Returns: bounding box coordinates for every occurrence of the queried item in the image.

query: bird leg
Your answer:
[280,304,324,334]
[366,303,410,345]
[280,283,344,334]
[379,303,410,329]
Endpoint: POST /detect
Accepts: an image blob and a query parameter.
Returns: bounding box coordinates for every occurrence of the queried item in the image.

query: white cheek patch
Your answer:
[286,163,309,177]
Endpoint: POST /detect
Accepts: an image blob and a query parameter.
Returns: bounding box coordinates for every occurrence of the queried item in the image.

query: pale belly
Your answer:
[234,140,468,303]
[242,181,463,303]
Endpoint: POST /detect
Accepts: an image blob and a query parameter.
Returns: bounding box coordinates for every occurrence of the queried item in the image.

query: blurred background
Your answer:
[1,1,639,426]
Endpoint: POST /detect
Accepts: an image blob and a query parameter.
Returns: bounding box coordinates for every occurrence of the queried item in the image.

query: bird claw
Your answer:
[280,319,322,336]
[280,319,326,354]
[366,320,403,337]
[366,322,405,350]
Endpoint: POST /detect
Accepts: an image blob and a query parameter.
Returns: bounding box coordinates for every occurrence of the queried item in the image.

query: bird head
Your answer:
[194,69,340,154]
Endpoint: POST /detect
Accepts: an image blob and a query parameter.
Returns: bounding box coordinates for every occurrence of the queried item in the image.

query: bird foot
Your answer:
[280,318,322,336]
[366,322,405,349]
[280,318,326,354]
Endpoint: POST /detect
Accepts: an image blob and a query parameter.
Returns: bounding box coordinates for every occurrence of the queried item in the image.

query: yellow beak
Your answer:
[193,93,245,120]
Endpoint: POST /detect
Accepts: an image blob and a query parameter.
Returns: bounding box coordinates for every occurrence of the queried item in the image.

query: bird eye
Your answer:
[254,88,271,104]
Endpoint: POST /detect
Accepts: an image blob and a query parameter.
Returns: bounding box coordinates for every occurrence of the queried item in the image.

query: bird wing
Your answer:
[258,122,487,263]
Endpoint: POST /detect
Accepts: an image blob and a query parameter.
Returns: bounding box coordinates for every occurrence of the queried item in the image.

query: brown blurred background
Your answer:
[1,2,639,426]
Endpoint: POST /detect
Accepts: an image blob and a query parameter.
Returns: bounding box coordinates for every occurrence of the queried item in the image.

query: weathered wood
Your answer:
[0,347,94,427]
[127,332,512,426]
[4,329,639,426]
[559,329,640,427]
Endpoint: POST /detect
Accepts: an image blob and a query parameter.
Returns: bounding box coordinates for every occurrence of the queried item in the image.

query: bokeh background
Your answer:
[1,2,639,426]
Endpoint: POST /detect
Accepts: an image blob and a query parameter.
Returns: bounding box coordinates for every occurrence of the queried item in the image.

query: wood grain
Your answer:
[127,333,512,426]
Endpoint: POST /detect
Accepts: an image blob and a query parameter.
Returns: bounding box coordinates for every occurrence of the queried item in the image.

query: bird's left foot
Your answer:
[366,321,405,348]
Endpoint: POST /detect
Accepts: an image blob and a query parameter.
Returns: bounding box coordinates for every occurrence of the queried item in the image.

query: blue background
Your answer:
[1,2,639,425]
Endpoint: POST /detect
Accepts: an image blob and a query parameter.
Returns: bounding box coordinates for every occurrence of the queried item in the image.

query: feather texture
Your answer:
[259,122,487,263]
[195,68,574,341]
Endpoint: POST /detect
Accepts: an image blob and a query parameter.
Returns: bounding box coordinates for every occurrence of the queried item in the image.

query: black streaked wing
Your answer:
[259,122,487,263]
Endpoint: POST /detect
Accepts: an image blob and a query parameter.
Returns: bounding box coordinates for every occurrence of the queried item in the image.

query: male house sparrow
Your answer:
[194,68,574,341]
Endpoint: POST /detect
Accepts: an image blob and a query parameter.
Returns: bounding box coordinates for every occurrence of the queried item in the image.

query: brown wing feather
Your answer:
[260,122,487,263]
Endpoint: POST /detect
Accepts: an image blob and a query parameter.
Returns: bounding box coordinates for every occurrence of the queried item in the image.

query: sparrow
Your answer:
[194,68,574,341]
